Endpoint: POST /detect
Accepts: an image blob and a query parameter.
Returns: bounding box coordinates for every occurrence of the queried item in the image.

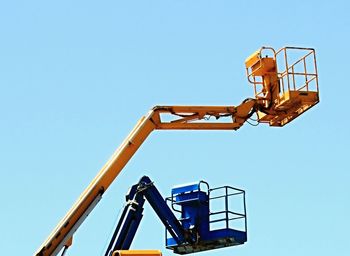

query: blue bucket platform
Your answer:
[165,181,247,254]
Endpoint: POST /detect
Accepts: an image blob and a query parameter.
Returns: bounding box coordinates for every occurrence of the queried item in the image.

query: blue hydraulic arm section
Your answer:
[104,176,195,256]
[105,176,247,256]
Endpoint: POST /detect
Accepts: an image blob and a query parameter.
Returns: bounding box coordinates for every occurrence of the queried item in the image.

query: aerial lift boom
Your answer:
[36,101,256,256]
[104,176,192,255]
[35,47,319,256]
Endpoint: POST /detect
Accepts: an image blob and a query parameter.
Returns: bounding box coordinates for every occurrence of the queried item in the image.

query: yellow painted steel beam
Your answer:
[157,123,242,130]
[35,100,257,256]
[112,250,162,256]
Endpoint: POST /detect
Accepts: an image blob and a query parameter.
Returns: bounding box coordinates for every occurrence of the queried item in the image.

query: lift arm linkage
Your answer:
[35,99,257,256]
[105,176,192,256]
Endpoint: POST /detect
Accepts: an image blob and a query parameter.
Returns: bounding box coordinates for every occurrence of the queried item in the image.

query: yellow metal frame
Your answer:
[112,250,162,256]
[35,101,257,256]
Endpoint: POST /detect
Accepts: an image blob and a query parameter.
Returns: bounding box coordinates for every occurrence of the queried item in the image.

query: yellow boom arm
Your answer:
[35,100,257,256]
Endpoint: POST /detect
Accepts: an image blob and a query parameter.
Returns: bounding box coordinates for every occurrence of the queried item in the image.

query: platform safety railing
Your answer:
[208,186,247,233]
[275,46,319,95]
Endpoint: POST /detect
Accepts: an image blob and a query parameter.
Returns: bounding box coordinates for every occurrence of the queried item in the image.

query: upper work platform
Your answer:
[245,46,319,126]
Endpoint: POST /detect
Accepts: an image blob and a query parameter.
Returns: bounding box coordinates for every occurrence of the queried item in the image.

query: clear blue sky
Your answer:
[0,0,349,255]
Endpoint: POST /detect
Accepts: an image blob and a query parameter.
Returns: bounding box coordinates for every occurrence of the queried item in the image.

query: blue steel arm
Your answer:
[104,183,146,255]
[140,176,192,244]
[105,176,193,256]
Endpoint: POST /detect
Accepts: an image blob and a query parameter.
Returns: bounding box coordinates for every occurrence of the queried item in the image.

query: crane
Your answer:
[35,46,319,256]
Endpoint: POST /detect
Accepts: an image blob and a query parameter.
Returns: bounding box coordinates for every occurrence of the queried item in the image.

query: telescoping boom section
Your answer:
[35,46,319,256]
